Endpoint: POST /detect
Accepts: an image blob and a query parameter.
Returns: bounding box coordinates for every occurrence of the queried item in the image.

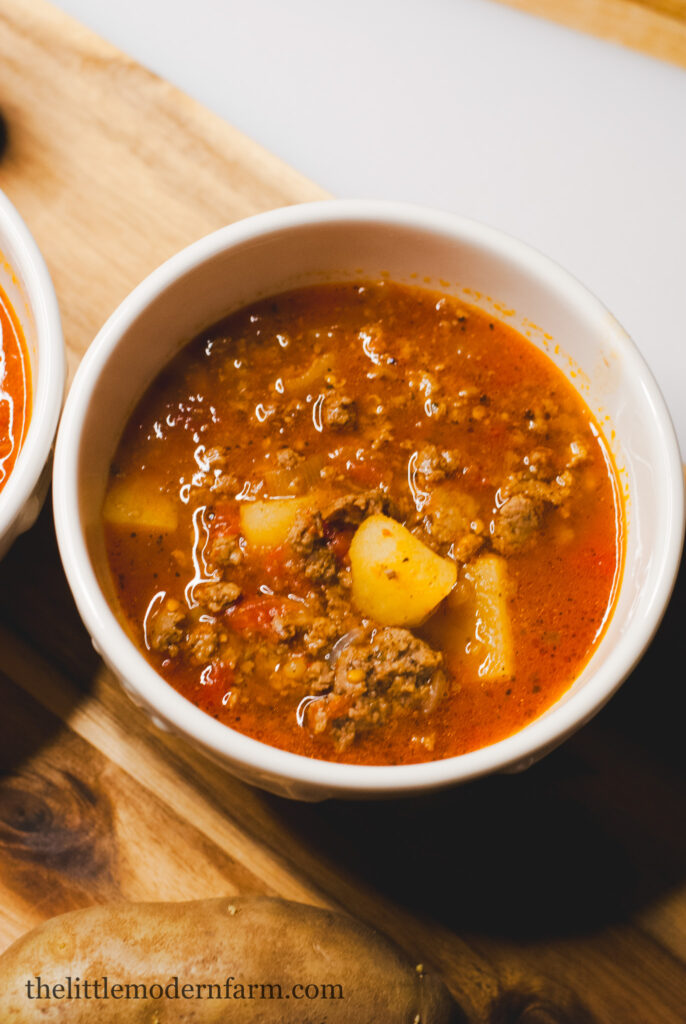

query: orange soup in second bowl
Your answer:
[0,276,32,494]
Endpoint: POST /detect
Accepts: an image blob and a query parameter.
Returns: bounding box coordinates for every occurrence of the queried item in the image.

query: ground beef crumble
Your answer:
[307,627,446,751]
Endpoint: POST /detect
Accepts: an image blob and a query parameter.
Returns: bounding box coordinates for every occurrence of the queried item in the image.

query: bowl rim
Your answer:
[0,187,65,540]
[52,198,685,796]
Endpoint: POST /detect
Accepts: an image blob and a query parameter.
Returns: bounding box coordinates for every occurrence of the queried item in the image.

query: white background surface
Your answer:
[52,0,686,454]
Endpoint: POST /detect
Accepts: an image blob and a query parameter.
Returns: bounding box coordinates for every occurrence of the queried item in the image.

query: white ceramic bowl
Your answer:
[53,200,684,801]
[0,188,65,561]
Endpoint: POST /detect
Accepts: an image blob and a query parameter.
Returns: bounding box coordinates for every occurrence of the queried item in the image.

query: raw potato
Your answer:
[464,553,514,681]
[349,514,457,627]
[0,897,458,1023]
[102,478,178,532]
[240,497,309,549]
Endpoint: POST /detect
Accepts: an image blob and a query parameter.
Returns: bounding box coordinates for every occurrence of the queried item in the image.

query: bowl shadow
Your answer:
[267,552,686,942]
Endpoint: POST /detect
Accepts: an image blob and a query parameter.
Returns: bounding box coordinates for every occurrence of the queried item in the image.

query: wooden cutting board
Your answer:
[0,1,684,1021]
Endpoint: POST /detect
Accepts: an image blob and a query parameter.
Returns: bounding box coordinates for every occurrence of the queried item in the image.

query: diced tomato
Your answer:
[184,660,236,712]
[204,661,235,689]
[262,544,290,582]
[323,524,354,562]
[345,459,388,489]
[329,444,389,490]
[226,595,289,636]
[210,501,241,535]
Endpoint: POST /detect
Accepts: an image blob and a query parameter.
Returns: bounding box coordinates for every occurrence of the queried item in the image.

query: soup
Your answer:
[0,278,31,495]
[103,281,623,765]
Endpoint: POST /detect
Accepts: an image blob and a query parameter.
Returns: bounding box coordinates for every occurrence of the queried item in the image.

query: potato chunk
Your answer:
[240,497,310,549]
[349,514,456,627]
[464,553,514,680]
[103,478,178,532]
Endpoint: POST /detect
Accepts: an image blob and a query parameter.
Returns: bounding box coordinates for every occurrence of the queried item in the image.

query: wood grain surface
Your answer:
[1,1,685,1022]
[496,0,686,68]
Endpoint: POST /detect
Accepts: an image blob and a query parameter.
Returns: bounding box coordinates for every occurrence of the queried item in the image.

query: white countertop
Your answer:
[52,0,686,454]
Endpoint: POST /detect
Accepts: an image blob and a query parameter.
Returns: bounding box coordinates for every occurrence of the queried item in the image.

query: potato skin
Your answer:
[0,897,459,1023]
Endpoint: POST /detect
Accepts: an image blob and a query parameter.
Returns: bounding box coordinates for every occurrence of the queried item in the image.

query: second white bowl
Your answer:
[0,188,65,561]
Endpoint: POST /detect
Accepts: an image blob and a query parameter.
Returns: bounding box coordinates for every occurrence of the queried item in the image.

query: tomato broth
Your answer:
[0,279,31,495]
[104,282,623,765]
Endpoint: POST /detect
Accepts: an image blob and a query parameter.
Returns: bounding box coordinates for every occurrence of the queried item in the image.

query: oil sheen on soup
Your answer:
[103,282,623,765]
[0,278,31,495]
